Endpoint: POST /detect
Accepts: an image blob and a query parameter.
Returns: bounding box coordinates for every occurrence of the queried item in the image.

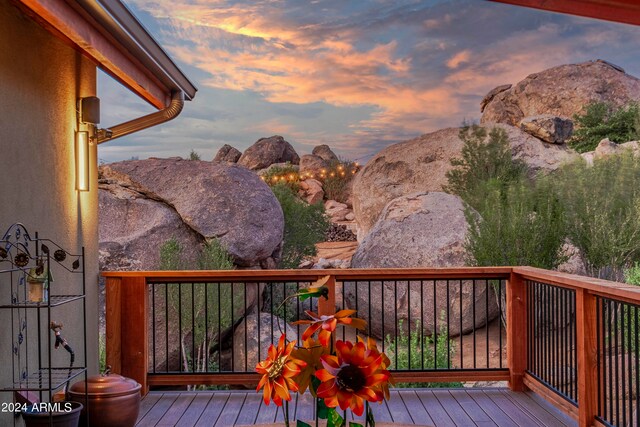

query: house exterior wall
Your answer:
[0,0,99,409]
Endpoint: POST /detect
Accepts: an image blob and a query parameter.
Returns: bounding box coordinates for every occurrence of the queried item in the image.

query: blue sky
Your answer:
[97,0,640,164]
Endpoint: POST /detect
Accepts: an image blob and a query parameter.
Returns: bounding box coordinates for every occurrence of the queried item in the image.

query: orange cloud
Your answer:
[447,50,471,69]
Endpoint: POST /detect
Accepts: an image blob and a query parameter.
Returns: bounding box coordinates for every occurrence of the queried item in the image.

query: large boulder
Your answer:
[298,178,324,204]
[299,154,328,177]
[238,135,299,170]
[519,115,573,144]
[312,144,339,162]
[350,192,499,337]
[231,312,297,372]
[98,178,202,270]
[213,144,242,163]
[352,125,579,239]
[581,139,640,166]
[481,60,640,126]
[352,192,471,268]
[101,158,284,267]
[593,139,640,160]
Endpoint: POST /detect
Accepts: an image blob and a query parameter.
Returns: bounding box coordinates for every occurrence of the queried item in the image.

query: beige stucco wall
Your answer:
[0,0,99,414]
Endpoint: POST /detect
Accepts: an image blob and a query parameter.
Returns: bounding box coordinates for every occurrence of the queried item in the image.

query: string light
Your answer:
[263,162,361,184]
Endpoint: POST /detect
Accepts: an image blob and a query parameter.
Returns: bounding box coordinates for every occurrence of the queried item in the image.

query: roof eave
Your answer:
[15,0,196,109]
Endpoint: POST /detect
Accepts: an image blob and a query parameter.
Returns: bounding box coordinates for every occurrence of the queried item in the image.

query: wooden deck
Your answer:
[135,388,577,427]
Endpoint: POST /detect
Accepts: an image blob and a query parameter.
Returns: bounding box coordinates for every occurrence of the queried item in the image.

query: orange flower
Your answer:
[256,335,307,406]
[290,338,329,396]
[359,336,395,400]
[293,309,366,347]
[315,340,391,416]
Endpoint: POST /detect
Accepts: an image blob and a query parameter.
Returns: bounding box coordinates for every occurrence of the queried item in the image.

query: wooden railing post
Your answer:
[576,288,598,427]
[105,277,122,374]
[507,272,527,391]
[317,274,336,317]
[105,275,148,395]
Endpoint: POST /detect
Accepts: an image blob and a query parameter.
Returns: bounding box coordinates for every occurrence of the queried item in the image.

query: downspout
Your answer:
[96,91,184,144]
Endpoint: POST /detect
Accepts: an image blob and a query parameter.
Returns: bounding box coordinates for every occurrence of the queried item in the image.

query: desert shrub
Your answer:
[198,239,234,270]
[445,125,526,211]
[261,163,301,193]
[320,159,359,203]
[465,178,566,269]
[619,264,640,354]
[553,153,640,280]
[272,183,330,268]
[624,263,640,285]
[569,102,640,153]
[158,237,239,384]
[159,238,185,270]
[189,149,201,160]
[385,320,461,388]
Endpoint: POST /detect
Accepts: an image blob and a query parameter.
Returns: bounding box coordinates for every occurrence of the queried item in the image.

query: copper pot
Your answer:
[68,372,141,427]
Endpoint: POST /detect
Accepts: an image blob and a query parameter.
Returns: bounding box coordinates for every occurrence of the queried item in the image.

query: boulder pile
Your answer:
[99,157,284,270]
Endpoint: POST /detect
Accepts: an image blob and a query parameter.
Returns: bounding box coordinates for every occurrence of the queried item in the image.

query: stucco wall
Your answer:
[0,0,99,412]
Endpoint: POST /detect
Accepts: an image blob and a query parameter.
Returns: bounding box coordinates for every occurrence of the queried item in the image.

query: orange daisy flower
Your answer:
[293,309,366,347]
[359,336,395,400]
[315,340,391,416]
[256,334,307,406]
[290,338,329,396]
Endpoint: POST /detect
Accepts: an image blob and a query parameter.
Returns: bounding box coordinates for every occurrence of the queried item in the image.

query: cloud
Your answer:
[97,0,640,163]
[447,50,471,69]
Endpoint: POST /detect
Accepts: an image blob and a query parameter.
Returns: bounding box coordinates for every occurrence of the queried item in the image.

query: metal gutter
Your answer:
[71,0,197,143]
[96,91,184,144]
[75,0,197,100]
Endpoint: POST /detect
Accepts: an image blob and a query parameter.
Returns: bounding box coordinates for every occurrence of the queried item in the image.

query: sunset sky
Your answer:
[97,0,640,163]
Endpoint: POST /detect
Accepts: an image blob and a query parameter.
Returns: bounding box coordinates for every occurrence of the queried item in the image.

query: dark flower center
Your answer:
[336,364,366,392]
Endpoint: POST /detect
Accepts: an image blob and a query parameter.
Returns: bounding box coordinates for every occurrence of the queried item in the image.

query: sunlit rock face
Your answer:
[351,125,578,240]
[481,60,640,126]
[350,192,499,337]
[99,157,284,269]
[238,135,300,170]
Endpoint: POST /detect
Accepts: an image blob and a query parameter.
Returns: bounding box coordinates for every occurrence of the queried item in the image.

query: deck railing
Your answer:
[103,267,640,427]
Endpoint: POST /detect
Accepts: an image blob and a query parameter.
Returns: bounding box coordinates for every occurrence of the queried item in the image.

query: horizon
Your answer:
[97,0,640,164]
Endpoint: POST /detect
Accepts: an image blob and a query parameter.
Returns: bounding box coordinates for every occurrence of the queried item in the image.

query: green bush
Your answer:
[553,153,640,280]
[272,183,330,268]
[261,163,301,193]
[320,159,359,203]
[198,239,234,270]
[569,102,640,153]
[189,149,202,161]
[465,178,566,269]
[385,320,461,388]
[158,237,241,385]
[159,238,184,270]
[445,125,526,211]
[624,263,640,285]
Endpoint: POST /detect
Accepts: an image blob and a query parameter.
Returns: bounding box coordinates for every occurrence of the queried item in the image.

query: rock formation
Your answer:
[99,158,284,269]
[98,179,202,271]
[352,125,579,239]
[312,144,339,162]
[481,60,640,125]
[350,192,498,337]
[519,115,573,143]
[229,312,297,372]
[299,154,328,176]
[213,144,242,163]
[238,135,299,170]
[298,178,324,204]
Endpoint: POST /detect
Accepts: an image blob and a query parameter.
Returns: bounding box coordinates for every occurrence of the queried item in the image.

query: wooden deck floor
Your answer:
[135,388,577,427]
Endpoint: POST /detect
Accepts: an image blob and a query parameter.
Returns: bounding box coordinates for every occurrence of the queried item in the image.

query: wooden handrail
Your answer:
[514,266,640,305]
[101,267,513,281]
[103,266,640,427]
